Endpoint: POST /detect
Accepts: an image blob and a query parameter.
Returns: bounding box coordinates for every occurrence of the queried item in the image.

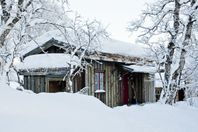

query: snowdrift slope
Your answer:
[0,82,198,132]
[0,83,129,132]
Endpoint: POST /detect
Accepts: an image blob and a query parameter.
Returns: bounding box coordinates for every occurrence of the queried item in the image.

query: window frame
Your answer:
[94,70,105,91]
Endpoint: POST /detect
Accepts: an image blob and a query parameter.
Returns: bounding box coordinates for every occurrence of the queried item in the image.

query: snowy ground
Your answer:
[0,82,198,132]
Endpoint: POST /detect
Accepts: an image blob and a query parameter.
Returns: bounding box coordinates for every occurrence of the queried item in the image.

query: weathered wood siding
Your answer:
[23,63,155,107]
[23,75,68,93]
[132,73,144,103]
[144,74,155,102]
[85,62,155,107]
[86,62,120,107]
[24,75,46,93]
[73,71,85,93]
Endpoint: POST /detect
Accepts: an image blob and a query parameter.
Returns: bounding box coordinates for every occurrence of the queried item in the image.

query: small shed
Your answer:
[17,34,156,107]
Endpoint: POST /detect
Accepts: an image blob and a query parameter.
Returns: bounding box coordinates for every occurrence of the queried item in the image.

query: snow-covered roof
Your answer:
[123,65,156,73]
[100,39,147,58]
[16,53,79,70]
[20,31,67,57]
[21,31,147,58]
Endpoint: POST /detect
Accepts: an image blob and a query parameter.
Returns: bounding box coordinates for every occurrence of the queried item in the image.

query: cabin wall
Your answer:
[85,61,155,107]
[144,74,155,102]
[73,71,85,93]
[24,75,46,93]
[127,73,144,104]
[134,73,144,103]
[23,75,67,93]
[85,62,120,107]
[23,64,155,107]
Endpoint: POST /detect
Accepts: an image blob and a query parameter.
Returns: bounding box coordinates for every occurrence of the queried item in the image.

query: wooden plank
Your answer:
[40,76,44,92]
[110,65,113,107]
[105,64,109,105]
[88,65,92,95]
[108,65,111,106]
[113,65,116,107]
[107,64,111,106]
[46,77,49,92]
[85,65,89,94]
[116,68,119,106]
[24,76,28,90]
[31,76,34,92]
[34,76,38,93]
[28,76,31,91]
[91,65,94,96]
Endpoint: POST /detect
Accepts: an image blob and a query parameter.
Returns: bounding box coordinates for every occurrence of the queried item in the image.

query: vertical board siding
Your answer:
[91,65,94,96]
[31,75,35,92]
[105,65,109,105]
[86,61,121,107]
[28,76,31,90]
[24,75,46,93]
[131,73,144,104]
[24,76,28,90]
[73,72,85,93]
[41,77,45,92]
[85,66,88,94]
[143,74,155,102]
[22,61,155,107]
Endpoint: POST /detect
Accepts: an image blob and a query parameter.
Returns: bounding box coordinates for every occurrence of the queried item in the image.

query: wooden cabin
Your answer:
[18,37,156,107]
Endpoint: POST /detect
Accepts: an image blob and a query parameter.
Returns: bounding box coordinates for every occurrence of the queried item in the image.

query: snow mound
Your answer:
[0,82,130,132]
[188,97,198,107]
[1,81,198,132]
[115,103,198,132]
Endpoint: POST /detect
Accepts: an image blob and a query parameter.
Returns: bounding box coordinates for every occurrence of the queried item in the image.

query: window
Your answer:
[95,72,104,90]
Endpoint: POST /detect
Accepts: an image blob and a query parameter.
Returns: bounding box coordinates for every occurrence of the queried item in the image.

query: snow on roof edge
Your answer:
[16,53,79,70]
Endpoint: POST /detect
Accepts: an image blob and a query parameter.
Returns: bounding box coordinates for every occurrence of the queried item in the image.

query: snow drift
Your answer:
[0,82,130,132]
[0,82,198,132]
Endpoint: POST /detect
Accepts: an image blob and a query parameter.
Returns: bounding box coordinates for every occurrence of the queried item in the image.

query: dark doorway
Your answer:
[48,80,66,93]
[122,74,129,104]
[178,89,185,101]
[129,76,137,104]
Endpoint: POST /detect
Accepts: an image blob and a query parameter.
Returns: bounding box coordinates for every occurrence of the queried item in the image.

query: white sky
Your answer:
[69,0,151,43]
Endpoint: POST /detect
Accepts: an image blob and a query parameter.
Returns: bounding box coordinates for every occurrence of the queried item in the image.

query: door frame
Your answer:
[46,77,66,92]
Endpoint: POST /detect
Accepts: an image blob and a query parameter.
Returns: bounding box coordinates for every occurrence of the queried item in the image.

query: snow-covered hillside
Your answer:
[0,82,198,132]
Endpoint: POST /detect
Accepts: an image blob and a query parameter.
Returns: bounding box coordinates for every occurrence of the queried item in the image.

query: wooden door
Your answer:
[123,74,129,104]
[48,80,66,93]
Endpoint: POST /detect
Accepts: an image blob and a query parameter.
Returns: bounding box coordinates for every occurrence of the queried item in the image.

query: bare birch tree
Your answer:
[45,16,108,92]
[0,0,69,82]
[0,0,108,93]
[128,0,198,104]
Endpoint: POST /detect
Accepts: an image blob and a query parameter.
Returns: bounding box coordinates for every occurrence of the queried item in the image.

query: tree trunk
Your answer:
[162,0,195,104]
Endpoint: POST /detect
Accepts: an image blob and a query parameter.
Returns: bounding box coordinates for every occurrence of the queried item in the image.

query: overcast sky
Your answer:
[69,0,151,43]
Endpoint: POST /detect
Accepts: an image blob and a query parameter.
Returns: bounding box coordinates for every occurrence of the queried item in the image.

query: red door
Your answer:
[123,74,129,104]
